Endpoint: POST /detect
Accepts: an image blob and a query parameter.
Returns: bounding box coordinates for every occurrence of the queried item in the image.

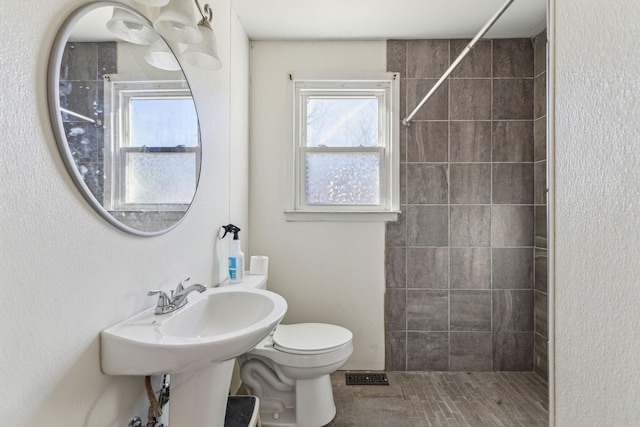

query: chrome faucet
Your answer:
[148,277,206,315]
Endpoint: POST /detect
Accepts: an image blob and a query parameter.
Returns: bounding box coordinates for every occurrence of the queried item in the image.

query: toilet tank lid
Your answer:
[273,323,352,353]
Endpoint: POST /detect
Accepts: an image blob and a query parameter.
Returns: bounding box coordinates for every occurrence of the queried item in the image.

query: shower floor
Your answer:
[326,370,548,427]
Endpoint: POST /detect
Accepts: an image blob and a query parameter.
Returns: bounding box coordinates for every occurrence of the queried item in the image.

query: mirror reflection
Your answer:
[49,3,201,236]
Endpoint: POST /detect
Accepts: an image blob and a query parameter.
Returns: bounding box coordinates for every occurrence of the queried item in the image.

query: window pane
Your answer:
[305,152,380,205]
[125,152,196,205]
[130,98,198,148]
[306,97,378,147]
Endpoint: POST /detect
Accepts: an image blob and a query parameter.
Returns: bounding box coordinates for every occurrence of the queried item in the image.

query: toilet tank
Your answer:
[221,273,267,290]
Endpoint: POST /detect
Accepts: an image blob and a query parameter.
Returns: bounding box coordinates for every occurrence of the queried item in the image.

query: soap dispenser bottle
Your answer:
[222,224,244,283]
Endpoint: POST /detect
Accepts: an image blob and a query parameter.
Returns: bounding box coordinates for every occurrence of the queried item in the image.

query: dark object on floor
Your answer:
[345,372,389,385]
[225,395,257,427]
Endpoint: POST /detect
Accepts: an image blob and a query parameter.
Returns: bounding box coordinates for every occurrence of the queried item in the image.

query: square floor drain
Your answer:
[345,372,389,386]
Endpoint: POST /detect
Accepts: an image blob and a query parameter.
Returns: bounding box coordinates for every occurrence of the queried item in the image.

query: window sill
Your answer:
[284,210,400,222]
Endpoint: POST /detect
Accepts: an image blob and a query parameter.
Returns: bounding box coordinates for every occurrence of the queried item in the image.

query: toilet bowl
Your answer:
[226,274,353,427]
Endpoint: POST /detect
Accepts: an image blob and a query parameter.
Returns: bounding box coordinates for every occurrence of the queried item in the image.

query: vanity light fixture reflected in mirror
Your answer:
[147,0,223,70]
[106,7,159,45]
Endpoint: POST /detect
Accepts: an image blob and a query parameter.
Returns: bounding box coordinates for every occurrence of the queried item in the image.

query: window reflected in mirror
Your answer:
[103,75,199,211]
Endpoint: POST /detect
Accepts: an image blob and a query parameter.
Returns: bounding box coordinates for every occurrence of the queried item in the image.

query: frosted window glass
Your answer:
[130,98,198,148]
[305,152,380,205]
[125,152,196,204]
[306,98,378,147]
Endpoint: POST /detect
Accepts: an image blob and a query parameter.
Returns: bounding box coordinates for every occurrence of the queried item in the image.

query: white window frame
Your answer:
[285,72,400,222]
[103,74,200,212]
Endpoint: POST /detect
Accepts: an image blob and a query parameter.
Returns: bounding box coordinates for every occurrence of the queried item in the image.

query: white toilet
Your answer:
[225,274,353,427]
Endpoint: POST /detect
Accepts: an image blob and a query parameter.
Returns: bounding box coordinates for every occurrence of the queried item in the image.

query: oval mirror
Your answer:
[48,2,201,236]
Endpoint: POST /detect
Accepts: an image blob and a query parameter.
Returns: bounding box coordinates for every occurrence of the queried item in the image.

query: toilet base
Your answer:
[260,407,295,427]
[294,376,336,427]
[240,357,337,427]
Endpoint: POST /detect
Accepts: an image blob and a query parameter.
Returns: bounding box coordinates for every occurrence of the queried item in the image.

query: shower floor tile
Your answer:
[326,371,548,427]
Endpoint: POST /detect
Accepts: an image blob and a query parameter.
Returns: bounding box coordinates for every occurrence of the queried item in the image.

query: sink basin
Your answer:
[101,287,287,426]
[102,287,287,375]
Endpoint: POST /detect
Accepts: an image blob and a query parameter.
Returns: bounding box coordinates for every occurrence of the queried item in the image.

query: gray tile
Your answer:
[407,164,448,204]
[355,396,415,427]
[450,247,491,289]
[492,121,534,162]
[534,160,547,205]
[492,248,533,289]
[385,331,407,371]
[61,42,97,81]
[535,206,547,248]
[493,39,534,78]
[330,371,548,426]
[450,205,491,247]
[534,291,548,338]
[385,288,407,331]
[493,79,534,120]
[450,79,492,120]
[63,122,100,164]
[385,247,406,288]
[399,162,407,204]
[97,42,117,79]
[534,31,547,77]
[534,72,547,119]
[406,79,449,121]
[407,247,449,289]
[451,39,492,78]
[534,333,549,378]
[493,290,534,331]
[386,206,407,247]
[493,332,534,371]
[398,78,407,131]
[492,205,534,246]
[534,248,548,293]
[450,121,492,162]
[534,116,547,162]
[387,40,407,76]
[406,332,449,371]
[450,290,491,331]
[63,81,100,120]
[407,40,450,78]
[407,206,449,247]
[407,290,448,331]
[450,332,492,371]
[450,163,491,204]
[492,163,534,204]
[407,121,449,162]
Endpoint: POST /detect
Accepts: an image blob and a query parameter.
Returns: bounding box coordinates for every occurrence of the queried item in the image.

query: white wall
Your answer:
[552,0,640,425]
[0,0,249,425]
[249,41,387,370]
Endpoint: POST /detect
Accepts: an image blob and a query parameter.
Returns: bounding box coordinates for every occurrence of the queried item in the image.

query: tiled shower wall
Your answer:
[385,38,541,371]
[533,31,548,379]
[60,42,117,205]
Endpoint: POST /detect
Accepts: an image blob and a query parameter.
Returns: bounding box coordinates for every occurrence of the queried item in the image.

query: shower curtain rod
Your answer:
[60,107,102,126]
[402,0,515,127]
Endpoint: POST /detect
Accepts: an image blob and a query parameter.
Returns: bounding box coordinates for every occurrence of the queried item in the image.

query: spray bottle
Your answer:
[222,224,244,283]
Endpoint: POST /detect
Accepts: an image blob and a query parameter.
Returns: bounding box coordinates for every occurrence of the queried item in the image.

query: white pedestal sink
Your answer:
[101,287,287,426]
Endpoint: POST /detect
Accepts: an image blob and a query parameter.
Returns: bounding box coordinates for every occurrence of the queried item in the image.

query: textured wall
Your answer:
[0,0,248,425]
[553,0,640,424]
[385,39,538,371]
[249,41,388,370]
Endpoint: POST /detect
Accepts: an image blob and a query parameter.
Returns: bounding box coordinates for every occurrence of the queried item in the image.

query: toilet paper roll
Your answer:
[249,256,269,275]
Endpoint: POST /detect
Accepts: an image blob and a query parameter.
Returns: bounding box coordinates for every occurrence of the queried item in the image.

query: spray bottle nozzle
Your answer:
[222,224,241,240]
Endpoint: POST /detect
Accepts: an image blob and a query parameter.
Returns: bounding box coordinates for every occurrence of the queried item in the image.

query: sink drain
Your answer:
[345,372,389,386]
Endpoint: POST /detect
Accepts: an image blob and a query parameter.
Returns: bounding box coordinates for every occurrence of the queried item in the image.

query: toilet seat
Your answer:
[272,323,353,355]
